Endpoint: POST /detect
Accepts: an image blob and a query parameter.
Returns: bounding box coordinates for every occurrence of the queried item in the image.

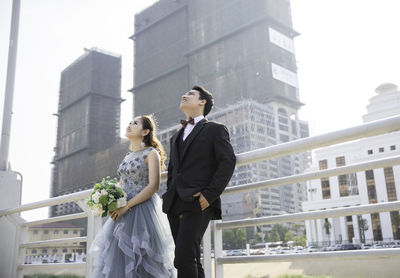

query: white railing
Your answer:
[0,114,400,278]
[211,114,400,278]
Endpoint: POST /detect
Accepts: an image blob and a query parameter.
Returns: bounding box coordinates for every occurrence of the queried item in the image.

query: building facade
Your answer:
[50,48,122,217]
[131,0,302,130]
[303,83,400,246]
[25,222,84,264]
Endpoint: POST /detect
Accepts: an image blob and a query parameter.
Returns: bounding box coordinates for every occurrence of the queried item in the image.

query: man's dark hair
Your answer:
[192,85,214,116]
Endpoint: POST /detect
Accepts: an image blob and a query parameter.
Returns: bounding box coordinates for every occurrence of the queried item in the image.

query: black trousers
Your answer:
[167,196,213,278]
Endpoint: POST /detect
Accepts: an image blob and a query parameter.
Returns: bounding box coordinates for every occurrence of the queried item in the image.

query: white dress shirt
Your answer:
[183,115,204,141]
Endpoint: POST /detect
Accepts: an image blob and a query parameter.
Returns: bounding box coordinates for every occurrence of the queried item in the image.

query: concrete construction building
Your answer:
[303,83,400,246]
[50,48,123,218]
[131,0,302,130]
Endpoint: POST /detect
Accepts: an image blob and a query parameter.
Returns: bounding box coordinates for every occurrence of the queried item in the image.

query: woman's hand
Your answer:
[110,206,129,221]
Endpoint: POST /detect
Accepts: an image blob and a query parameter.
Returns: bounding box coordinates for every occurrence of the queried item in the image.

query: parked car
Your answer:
[361,243,373,249]
[340,243,359,250]
[292,246,304,253]
[306,246,319,252]
[250,248,265,255]
[226,249,246,256]
[393,242,400,248]
[327,244,342,251]
[373,243,384,249]
[276,247,291,254]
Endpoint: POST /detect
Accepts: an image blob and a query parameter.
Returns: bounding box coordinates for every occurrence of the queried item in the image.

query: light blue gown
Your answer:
[89,147,176,277]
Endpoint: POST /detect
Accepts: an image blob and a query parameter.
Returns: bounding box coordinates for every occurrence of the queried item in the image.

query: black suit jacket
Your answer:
[162,118,236,219]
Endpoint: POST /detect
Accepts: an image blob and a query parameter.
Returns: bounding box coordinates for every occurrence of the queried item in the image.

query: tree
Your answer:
[271,224,289,241]
[236,228,247,248]
[357,215,369,243]
[323,218,331,235]
[284,231,293,242]
[293,235,307,246]
[264,231,269,242]
[269,230,280,242]
[292,223,301,238]
[222,229,235,249]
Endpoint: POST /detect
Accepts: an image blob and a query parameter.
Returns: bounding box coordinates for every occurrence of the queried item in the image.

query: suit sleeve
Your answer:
[166,138,174,191]
[202,124,236,204]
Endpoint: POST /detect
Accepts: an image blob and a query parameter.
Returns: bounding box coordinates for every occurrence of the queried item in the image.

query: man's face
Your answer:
[180,89,204,111]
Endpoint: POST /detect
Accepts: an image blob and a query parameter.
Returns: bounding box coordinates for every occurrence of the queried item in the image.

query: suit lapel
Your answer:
[181,118,207,160]
[172,128,184,167]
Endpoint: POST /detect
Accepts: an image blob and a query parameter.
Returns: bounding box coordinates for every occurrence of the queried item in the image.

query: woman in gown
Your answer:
[89,115,176,278]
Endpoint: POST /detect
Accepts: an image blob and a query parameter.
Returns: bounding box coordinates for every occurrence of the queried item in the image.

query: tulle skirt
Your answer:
[89,194,176,278]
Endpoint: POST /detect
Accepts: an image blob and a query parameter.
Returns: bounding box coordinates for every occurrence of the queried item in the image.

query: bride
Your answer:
[89,115,176,277]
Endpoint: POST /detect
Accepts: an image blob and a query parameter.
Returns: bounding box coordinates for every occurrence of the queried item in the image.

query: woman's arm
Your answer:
[111,150,160,221]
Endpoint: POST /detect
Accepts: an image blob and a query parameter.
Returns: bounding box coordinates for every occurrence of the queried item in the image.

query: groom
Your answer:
[162,85,236,278]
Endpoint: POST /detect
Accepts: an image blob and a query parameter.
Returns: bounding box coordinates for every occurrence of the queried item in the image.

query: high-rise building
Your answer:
[131,0,301,130]
[303,83,400,246]
[50,48,123,217]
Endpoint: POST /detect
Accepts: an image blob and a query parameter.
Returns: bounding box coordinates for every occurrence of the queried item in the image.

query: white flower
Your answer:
[117,197,127,208]
[91,204,104,216]
[100,189,108,196]
[92,191,101,204]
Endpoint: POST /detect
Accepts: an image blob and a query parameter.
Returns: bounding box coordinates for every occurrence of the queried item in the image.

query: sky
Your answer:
[1,0,399,221]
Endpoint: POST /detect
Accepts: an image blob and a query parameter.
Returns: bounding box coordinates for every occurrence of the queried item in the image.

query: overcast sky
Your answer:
[1,0,399,220]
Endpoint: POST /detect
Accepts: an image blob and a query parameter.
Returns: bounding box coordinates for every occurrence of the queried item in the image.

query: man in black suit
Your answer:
[162,85,236,278]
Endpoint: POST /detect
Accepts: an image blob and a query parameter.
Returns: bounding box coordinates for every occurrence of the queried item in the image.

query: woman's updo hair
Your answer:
[140,115,166,171]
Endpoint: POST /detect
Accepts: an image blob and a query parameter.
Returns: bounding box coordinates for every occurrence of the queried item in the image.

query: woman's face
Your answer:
[125,117,144,139]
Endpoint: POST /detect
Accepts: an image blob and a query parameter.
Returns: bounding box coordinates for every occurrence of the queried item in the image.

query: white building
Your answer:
[303,83,400,246]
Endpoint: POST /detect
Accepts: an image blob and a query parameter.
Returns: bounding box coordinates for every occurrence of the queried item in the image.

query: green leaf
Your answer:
[99,195,108,205]
[108,201,117,212]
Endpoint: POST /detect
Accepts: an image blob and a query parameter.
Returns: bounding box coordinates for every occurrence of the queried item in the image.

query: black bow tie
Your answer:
[180,118,195,128]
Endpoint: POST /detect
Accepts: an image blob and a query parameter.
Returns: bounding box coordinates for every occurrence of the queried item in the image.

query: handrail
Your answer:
[216,249,400,264]
[215,200,400,230]
[20,236,87,248]
[24,212,88,227]
[224,155,400,195]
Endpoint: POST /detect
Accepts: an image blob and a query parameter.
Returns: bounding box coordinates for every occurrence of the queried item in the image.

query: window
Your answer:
[379,147,384,153]
[44,230,49,234]
[336,156,346,167]
[367,149,373,155]
[53,249,58,254]
[365,170,377,203]
[319,160,328,170]
[73,230,78,234]
[33,230,38,235]
[390,145,396,151]
[42,248,48,254]
[54,230,59,234]
[64,230,68,234]
[32,249,37,254]
[384,167,397,202]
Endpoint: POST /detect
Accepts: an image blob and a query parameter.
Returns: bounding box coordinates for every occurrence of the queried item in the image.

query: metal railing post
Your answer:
[202,223,212,278]
[77,200,102,277]
[214,220,223,278]
[8,214,27,278]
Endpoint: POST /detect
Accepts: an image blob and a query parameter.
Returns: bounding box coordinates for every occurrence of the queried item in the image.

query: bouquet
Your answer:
[86,176,127,217]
